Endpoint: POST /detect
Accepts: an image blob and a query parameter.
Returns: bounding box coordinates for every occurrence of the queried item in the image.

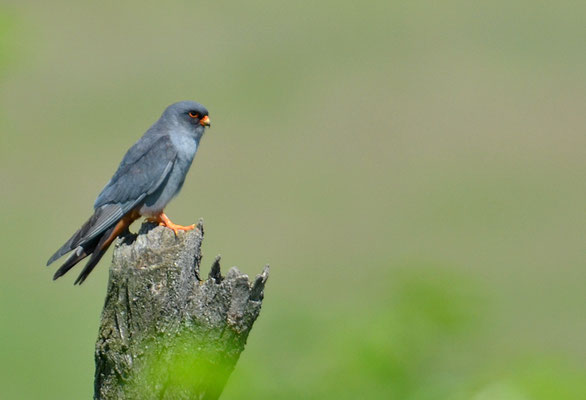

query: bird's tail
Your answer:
[51,224,116,284]
[49,209,139,284]
[47,204,122,266]
[73,224,117,284]
[52,237,99,280]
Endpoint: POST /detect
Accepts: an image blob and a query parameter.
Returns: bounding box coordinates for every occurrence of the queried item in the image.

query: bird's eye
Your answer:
[188,111,199,119]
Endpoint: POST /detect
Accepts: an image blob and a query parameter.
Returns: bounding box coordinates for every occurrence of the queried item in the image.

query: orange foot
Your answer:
[147,212,195,235]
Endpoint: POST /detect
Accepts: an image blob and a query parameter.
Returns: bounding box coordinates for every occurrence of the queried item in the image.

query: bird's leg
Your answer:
[148,212,195,235]
[102,210,141,248]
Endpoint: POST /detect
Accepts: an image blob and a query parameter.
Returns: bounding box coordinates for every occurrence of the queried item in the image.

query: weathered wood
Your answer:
[94,221,269,400]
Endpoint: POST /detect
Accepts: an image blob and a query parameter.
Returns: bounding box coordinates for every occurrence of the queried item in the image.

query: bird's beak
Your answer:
[200,115,211,127]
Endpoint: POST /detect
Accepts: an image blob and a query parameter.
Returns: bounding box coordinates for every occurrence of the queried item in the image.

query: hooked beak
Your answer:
[200,115,211,127]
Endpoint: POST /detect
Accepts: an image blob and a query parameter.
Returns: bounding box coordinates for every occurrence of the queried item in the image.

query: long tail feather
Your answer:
[73,225,116,285]
[50,209,139,284]
[47,204,124,266]
[52,239,98,280]
[74,210,139,285]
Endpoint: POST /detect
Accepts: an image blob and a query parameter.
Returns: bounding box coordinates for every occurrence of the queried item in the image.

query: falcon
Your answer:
[47,101,211,284]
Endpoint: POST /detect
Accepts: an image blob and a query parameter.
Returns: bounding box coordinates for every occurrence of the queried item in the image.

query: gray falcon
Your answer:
[47,100,211,284]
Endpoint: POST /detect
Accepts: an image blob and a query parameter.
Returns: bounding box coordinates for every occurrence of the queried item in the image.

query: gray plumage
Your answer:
[47,101,210,284]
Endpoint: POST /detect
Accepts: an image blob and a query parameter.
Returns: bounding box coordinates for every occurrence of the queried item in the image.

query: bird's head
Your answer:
[162,101,211,137]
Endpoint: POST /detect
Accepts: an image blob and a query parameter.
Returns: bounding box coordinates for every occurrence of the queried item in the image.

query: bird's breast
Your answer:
[171,133,198,163]
[139,135,199,215]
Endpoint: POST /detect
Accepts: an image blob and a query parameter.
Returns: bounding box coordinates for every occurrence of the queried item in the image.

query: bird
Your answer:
[47,100,211,284]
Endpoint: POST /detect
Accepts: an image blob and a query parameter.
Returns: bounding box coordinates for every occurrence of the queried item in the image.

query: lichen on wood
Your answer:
[94,221,269,400]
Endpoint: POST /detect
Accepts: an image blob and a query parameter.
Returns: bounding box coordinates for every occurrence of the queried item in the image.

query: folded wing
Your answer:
[47,134,177,271]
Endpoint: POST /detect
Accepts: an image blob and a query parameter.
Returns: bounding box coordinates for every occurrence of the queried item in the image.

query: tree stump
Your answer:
[94,221,269,400]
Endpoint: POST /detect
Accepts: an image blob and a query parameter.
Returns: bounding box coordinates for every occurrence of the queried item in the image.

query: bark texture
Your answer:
[94,221,269,400]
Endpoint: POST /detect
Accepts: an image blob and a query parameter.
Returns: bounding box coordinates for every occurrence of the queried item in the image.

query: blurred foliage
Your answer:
[130,330,236,399]
[0,1,584,399]
[225,269,586,399]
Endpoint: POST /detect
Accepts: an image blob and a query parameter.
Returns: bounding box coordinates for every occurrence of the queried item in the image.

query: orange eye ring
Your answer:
[188,112,199,119]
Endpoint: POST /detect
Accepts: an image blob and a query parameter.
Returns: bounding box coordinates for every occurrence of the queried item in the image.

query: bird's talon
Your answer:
[151,213,197,235]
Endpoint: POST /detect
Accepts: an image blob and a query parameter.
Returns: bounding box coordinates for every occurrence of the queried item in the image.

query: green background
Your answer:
[1,1,584,399]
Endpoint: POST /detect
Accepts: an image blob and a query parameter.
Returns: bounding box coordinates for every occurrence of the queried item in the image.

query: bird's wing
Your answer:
[94,134,177,208]
[47,135,177,265]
